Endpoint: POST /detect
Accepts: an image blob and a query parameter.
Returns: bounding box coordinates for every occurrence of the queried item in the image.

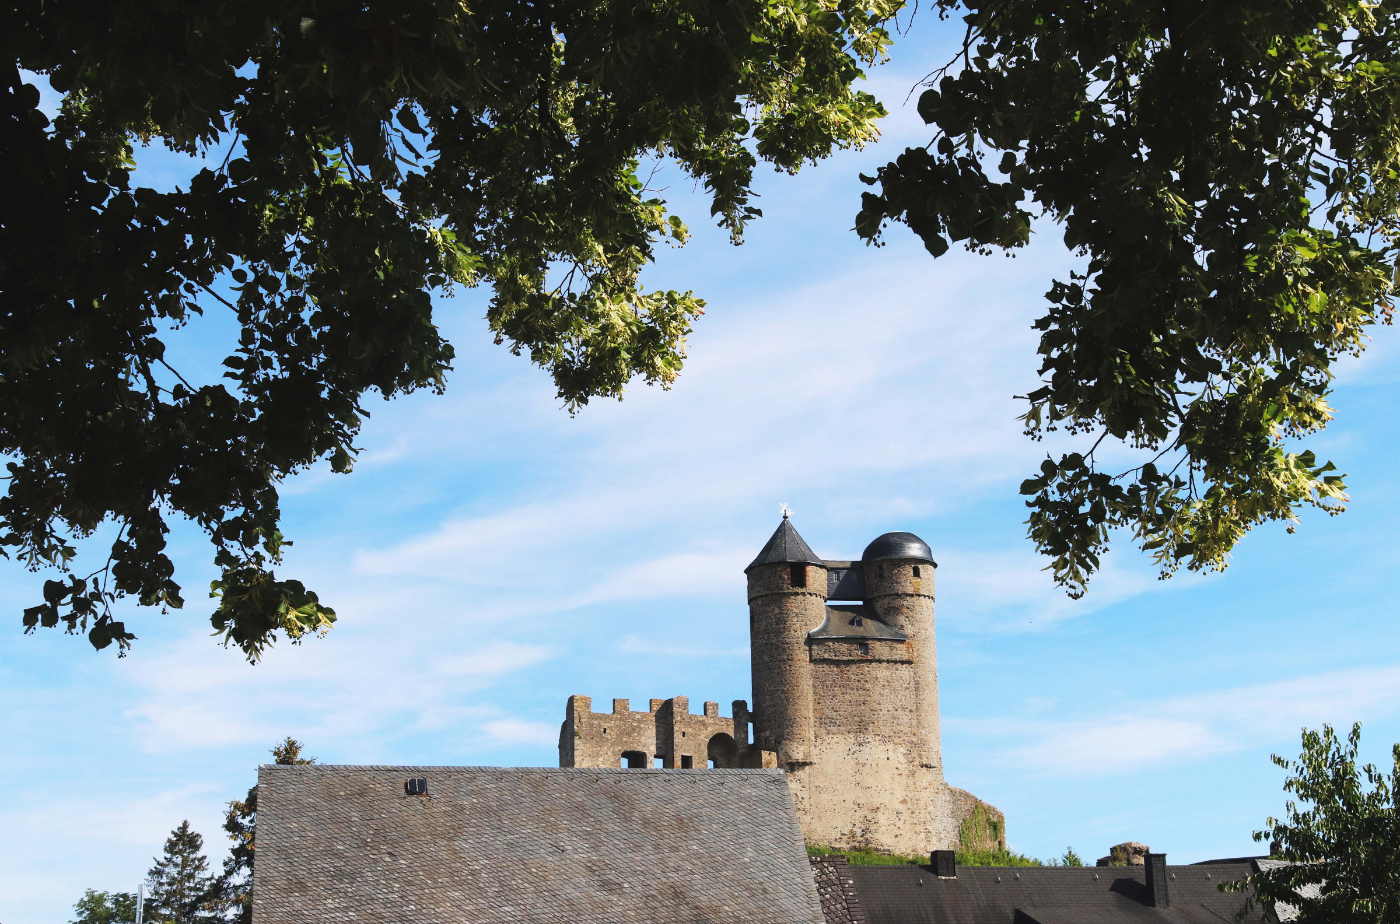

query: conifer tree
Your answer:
[146,821,222,924]
[220,738,315,924]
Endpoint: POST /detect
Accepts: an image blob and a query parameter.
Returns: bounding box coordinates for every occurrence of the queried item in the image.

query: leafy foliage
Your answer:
[220,737,315,924]
[955,846,1045,867]
[1236,724,1400,923]
[806,844,927,865]
[3,0,901,656]
[70,889,145,924]
[147,821,224,924]
[856,0,1398,594]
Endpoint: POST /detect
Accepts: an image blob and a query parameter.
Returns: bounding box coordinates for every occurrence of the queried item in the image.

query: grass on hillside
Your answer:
[806,845,1082,868]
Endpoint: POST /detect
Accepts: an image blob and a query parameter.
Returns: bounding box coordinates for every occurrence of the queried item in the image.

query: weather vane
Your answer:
[780,502,792,519]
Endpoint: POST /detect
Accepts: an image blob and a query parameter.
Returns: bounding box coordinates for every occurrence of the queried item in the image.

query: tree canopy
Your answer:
[70,889,144,924]
[858,0,1398,594]
[1240,724,1400,923]
[4,0,901,656]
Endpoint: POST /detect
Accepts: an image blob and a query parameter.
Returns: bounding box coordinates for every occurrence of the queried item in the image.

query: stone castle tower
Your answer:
[560,516,1002,858]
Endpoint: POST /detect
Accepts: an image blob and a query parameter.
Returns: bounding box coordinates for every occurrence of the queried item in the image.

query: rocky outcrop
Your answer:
[1096,841,1150,867]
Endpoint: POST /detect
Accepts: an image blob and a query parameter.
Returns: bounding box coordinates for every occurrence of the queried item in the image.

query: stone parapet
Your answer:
[560,695,752,769]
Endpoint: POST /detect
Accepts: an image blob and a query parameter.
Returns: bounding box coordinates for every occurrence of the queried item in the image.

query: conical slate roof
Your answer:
[746,517,823,573]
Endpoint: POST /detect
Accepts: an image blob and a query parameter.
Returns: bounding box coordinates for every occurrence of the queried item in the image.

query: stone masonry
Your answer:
[561,517,1003,858]
[559,694,776,769]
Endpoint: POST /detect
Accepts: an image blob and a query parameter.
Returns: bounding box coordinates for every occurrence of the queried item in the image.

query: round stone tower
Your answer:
[860,531,943,780]
[745,514,827,805]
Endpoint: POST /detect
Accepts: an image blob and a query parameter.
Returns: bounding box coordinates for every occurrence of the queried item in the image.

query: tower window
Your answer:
[790,563,807,588]
[912,565,921,578]
[681,755,693,769]
[859,642,870,656]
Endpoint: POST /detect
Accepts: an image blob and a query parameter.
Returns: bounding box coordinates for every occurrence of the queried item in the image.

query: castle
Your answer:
[560,515,1002,857]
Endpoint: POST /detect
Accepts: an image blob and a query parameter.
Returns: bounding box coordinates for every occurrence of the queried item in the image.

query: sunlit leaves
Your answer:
[3,0,902,656]
[857,0,1399,595]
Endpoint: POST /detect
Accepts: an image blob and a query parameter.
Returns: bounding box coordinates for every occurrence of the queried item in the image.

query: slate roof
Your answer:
[843,863,1264,924]
[860,532,936,566]
[747,517,824,572]
[808,605,909,641]
[254,765,825,924]
[811,856,868,924]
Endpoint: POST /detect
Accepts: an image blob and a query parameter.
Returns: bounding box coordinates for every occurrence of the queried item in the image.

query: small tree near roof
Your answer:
[1238,724,1400,923]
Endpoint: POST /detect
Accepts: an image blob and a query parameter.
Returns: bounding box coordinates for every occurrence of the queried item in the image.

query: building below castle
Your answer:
[561,516,1003,858]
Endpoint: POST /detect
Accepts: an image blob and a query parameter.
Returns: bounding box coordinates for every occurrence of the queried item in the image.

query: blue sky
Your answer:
[8,14,1400,924]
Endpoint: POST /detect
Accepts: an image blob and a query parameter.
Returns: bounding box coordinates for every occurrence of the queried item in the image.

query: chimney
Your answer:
[931,849,956,878]
[1144,853,1169,907]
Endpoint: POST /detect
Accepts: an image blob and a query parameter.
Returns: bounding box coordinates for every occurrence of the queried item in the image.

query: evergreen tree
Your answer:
[70,889,142,924]
[220,738,315,924]
[146,821,222,924]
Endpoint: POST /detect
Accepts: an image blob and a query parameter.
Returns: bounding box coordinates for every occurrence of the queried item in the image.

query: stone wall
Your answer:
[560,695,751,769]
[783,557,952,856]
[947,786,1007,852]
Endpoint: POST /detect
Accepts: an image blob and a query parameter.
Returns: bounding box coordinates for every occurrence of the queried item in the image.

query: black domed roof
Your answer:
[861,531,935,566]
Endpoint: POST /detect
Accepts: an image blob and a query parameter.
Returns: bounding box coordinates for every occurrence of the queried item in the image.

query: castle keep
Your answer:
[560,516,1001,857]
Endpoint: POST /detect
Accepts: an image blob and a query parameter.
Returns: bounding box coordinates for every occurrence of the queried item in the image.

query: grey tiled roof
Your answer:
[810,856,867,924]
[845,863,1264,924]
[808,605,908,641]
[747,518,823,571]
[254,765,825,924]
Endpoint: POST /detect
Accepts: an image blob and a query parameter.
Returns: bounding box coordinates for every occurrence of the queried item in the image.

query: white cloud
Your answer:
[975,663,1400,777]
[481,718,559,747]
[617,635,749,658]
[435,642,552,677]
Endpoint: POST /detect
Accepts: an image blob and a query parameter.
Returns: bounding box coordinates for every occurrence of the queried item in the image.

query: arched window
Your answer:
[707,733,738,769]
[912,565,921,578]
[621,750,647,768]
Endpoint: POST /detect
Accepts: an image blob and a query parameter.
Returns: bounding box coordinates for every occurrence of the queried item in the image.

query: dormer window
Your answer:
[790,563,807,588]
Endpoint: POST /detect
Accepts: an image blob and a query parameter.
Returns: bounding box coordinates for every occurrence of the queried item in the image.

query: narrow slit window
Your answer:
[790,563,807,588]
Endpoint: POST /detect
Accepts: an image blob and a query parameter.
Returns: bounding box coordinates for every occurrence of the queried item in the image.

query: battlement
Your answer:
[559,695,775,770]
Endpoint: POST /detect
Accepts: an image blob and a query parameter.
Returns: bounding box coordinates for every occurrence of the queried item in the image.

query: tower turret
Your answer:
[745,515,826,771]
[861,532,942,780]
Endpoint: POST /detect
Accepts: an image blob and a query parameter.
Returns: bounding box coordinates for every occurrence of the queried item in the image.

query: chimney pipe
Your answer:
[931,849,956,878]
[1144,853,1169,907]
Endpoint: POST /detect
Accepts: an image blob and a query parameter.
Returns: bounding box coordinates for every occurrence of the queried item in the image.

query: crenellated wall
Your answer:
[560,695,760,769]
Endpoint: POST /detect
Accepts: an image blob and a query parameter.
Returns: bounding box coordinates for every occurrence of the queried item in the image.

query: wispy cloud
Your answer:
[481,718,559,747]
[963,663,1400,777]
[434,642,552,678]
[617,635,750,658]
